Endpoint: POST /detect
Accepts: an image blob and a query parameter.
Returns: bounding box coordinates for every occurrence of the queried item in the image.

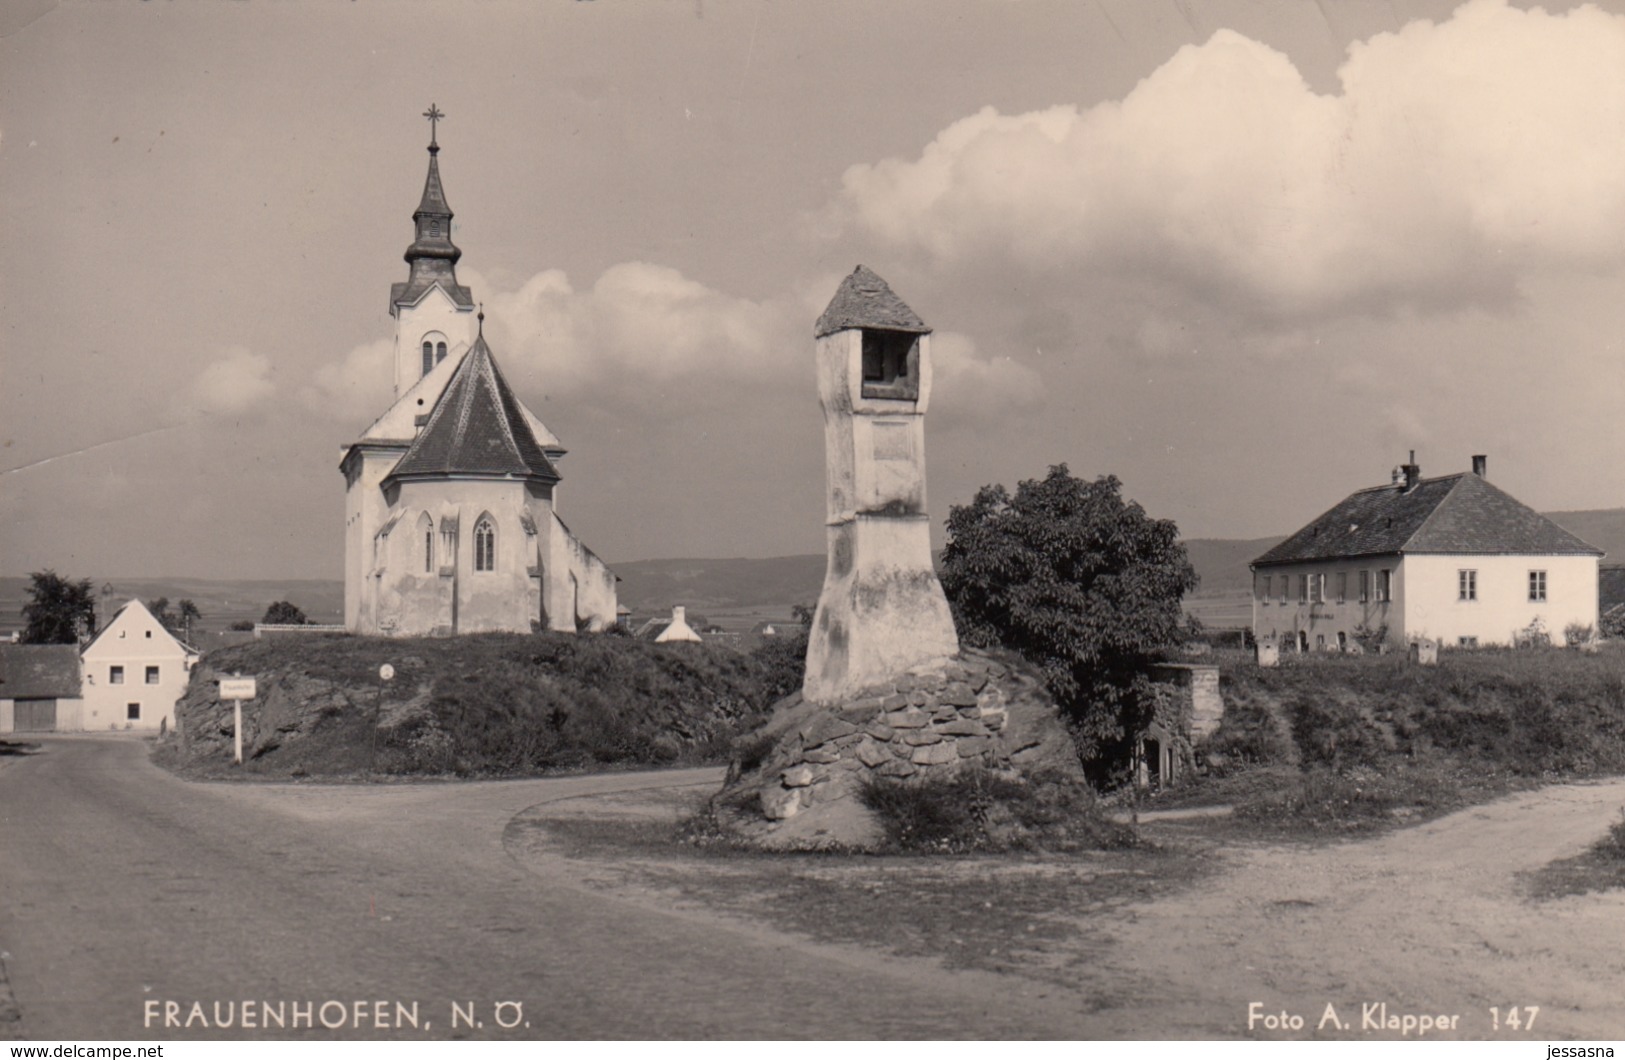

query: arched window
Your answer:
[417,513,434,573]
[474,516,496,572]
[419,332,448,378]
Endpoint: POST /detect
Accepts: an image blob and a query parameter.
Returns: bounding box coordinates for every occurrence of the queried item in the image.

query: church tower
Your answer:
[803,266,960,704]
[340,108,614,636]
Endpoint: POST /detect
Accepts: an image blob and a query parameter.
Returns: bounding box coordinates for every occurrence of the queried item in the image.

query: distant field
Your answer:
[1182,591,1253,630]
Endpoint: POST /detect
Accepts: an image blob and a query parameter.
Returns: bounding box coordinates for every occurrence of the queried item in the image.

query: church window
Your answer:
[422,341,434,376]
[420,332,449,378]
[418,513,434,573]
[475,517,496,572]
[436,341,447,365]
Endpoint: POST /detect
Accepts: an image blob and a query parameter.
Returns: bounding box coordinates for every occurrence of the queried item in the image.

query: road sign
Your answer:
[379,664,395,682]
[219,678,256,701]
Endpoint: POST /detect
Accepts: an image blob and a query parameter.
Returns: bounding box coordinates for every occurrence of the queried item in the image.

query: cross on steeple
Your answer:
[422,103,444,148]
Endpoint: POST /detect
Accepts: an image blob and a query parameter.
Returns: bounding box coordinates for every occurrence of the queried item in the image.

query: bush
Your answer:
[858,768,1134,853]
[1565,623,1596,648]
[1206,696,1293,770]
[1287,692,1392,770]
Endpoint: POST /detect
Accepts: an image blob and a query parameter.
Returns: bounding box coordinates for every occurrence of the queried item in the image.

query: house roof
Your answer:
[384,328,561,485]
[814,265,932,338]
[82,599,199,656]
[0,644,82,699]
[1254,471,1604,567]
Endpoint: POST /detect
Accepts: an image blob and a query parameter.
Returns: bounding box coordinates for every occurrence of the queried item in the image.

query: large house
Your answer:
[340,111,617,636]
[1252,455,1604,651]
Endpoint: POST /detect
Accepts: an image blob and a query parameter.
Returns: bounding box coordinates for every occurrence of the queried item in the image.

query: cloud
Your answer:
[929,330,1043,424]
[833,0,1625,319]
[303,261,1042,425]
[183,347,275,416]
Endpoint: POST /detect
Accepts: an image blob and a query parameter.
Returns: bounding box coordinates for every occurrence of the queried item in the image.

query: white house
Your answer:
[1252,455,1603,651]
[80,600,199,731]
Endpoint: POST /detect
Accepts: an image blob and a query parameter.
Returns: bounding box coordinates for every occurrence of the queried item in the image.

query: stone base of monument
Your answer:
[714,647,1087,850]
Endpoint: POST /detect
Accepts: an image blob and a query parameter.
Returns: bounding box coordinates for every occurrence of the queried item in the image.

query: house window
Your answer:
[1529,570,1547,602]
[1336,572,1347,604]
[127,703,140,720]
[1458,569,1477,602]
[1298,575,1308,604]
[1459,636,1479,648]
[1307,573,1324,604]
[1377,569,1392,603]
[1260,575,1271,601]
[474,517,496,572]
[110,665,124,684]
[1316,634,1326,651]
[1278,578,1288,604]
[1358,570,1370,603]
[145,665,160,684]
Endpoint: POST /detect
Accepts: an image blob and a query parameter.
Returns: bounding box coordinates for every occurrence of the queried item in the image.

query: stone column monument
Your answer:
[804,265,960,705]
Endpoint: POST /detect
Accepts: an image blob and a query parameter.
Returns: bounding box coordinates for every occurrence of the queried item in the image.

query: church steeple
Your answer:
[391,104,473,313]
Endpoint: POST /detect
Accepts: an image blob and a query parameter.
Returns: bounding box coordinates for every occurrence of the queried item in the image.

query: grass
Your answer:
[1134,644,1625,838]
[1525,807,1625,900]
[164,630,803,780]
[511,793,1213,984]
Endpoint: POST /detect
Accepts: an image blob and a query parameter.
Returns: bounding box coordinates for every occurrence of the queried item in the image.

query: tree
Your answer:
[21,570,97,644]
[940,465,1198,782]
[260,600,309,626]
[148,597,201,641]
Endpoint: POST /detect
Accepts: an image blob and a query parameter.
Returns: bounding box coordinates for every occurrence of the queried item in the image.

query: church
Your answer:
[340,108,618,636]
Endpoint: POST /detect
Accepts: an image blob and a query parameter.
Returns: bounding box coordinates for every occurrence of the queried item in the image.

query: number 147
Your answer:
[1489,1006,1539,1032]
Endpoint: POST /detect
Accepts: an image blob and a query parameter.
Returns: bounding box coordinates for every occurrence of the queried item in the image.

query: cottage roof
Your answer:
[814,265,931,338]
[1254,470,1603,567]
[0,644,82,699]
[385,326,561,485]
[1601,564,1625,612]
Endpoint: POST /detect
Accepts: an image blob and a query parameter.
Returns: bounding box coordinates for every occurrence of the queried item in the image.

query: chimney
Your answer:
[1402,449,1421,491]
[1472,454,1487,479]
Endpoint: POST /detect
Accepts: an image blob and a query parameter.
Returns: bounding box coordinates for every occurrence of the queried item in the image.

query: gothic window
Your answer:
[475,516,496,572]
[417,513,434,573]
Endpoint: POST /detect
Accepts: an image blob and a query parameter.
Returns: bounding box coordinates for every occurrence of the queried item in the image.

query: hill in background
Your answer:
[7,508,1618,637]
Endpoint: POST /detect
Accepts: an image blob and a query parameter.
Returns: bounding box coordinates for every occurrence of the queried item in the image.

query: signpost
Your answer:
[219,675,257,765]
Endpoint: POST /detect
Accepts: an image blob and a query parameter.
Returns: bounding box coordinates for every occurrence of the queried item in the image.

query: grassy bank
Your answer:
[1165,645,1625,835]
[161,631,804,779]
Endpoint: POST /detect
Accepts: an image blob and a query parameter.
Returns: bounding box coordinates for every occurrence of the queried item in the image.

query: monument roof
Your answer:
[815,265,931,338]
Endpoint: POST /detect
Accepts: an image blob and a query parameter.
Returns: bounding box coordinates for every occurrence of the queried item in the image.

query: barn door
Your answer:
[15,699,57,732]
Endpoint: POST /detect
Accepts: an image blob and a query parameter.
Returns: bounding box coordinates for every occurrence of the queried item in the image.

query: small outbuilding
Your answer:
[0,644,84,734]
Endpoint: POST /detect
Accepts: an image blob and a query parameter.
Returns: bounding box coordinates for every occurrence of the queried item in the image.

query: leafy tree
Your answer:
[21,570,97,644]
[148,597,201,640]
[940,465,1198,783]
[261,600,309,625]
[228,620,256,632]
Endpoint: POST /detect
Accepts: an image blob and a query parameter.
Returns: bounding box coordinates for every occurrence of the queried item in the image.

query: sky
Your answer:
[3,0,1624,581]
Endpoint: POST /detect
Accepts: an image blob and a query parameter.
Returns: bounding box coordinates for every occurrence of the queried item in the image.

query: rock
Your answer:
[936,718,986,737]
[761,785,803,820]
[865,721,896,742]
[903,729,943,746]
[884,708,930,729]
[877,759,917,778]
[856,739,890,768]
[803,748,840,764]
[782,765,816,788]
[800,714,859,748]
[911,742,958,766]
[957,735,994,757]
[881,693,910,710]
[940,683,979,707]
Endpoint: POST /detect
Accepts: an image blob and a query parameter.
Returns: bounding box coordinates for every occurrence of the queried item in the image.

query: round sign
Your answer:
[379,663,395,681]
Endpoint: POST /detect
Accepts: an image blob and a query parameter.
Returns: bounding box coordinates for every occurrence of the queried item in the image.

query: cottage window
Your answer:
[110,665,124,685]
[1529,570,1547,602]
[1260,575,1271,601]
[145,665,160,684]
[475,517,496,572]
[1336,572,1347,604]
[1458,570,1477,602]
[127,703,140,720]
[1298,576,1308,604]
[1358,570,1370,603]
[1377,569,1392,603]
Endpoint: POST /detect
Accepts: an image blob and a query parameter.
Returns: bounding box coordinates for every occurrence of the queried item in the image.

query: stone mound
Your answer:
[716,647,1084,849]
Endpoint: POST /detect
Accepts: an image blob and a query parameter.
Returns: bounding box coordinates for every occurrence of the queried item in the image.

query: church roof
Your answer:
[1254,469,1603,567]
[814,265,931,338]
[393,127,472,311]
[384,327,561,485]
